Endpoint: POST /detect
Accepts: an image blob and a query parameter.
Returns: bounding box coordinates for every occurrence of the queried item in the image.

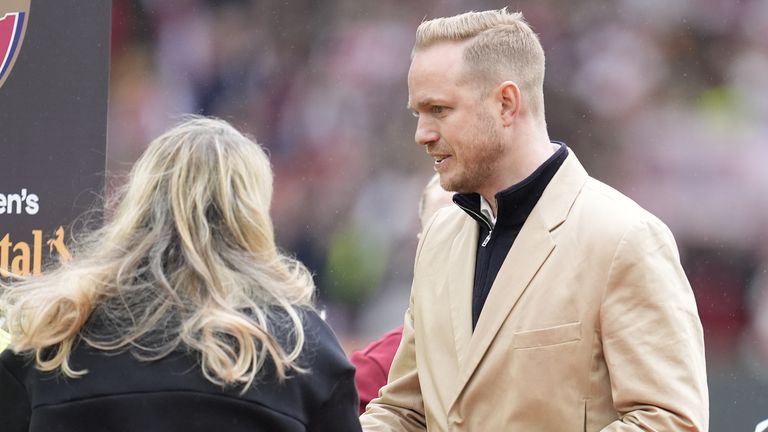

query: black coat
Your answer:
[0,309,361,432]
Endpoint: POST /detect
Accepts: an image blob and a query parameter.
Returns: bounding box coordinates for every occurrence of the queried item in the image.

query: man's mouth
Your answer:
[432,155,451,164]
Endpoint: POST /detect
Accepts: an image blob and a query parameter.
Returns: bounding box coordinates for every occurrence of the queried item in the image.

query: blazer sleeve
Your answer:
[599,219,709,431]
[0,353,31,432]
[359,296,426,432]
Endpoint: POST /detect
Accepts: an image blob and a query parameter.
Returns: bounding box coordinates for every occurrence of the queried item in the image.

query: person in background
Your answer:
[361,8,708,431]
[351,174,453,414]
[0,117,361,432]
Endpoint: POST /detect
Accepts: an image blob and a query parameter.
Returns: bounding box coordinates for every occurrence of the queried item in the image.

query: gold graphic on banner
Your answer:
[46,226,71,261]
[0,226,72,277]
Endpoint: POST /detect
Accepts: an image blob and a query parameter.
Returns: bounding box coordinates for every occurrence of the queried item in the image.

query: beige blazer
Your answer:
[361,151,708,431]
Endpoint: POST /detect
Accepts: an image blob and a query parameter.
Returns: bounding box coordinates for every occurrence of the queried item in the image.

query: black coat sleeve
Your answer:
[307,370,362,432]
[0,353,31,432]
[297,309,361,432]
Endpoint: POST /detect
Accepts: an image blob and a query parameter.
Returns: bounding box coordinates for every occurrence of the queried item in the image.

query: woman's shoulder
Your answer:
[292,307,353,376]
[0,345,33,381]
[0,347,24,375]
[263,306,352,377]
[243,306,356,410]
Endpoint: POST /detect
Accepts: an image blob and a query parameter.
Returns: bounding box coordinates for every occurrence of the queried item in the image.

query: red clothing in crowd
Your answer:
[349,326,403,414]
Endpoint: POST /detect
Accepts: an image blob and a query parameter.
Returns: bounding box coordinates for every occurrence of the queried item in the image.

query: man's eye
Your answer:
[411,111,420,118]
[431,106,446,114]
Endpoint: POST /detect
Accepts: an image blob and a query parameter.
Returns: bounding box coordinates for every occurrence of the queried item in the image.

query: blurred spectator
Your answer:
[350,174,453,414]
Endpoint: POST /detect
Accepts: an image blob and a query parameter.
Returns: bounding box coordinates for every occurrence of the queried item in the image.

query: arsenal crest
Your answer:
[0,0,30,89]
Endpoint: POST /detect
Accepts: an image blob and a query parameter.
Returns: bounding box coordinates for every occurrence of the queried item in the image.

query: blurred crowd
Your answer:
[108,0,767,427]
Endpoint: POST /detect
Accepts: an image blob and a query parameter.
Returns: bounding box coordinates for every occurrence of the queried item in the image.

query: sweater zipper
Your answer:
[455,202,494,247]
[481,230,493,247]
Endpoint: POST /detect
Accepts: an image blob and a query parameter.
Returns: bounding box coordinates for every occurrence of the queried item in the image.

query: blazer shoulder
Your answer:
[579,177,670,233]
[422,205,468,241]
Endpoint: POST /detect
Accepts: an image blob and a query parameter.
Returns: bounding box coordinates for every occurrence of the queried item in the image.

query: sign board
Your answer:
[0,0,110,276]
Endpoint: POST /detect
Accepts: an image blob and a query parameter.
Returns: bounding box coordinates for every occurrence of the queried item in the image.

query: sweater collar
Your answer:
[453,142,568,229]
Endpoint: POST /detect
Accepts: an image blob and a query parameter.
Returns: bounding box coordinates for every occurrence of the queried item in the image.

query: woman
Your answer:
[0,117,361,432]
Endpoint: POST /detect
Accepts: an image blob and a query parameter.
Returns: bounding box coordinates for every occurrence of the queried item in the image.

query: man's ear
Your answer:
[497,81,521,127]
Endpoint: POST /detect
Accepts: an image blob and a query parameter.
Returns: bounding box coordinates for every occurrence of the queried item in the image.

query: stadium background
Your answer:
[108,0,768,429]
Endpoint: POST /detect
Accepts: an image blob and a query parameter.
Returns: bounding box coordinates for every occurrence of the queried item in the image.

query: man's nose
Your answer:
[415,119,439,146]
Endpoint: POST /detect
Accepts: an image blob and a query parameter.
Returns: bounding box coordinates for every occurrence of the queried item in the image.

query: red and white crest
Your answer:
[0,0,31,89]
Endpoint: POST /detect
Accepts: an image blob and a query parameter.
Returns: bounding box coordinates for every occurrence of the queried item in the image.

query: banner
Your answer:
[0,0,111,277]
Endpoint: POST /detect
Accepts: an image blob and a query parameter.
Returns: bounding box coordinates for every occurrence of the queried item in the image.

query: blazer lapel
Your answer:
[449,150,589,404]
[446,216,477,369]
[456,211,555,388]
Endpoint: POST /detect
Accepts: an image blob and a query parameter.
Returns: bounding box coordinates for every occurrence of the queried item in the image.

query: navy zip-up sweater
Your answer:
[453,142,568,329]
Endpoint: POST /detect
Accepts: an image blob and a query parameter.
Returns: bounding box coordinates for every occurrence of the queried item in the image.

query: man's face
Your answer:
[408,41,504,194]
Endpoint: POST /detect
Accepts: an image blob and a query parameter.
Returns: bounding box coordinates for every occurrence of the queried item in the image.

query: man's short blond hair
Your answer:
[414,8,545,116]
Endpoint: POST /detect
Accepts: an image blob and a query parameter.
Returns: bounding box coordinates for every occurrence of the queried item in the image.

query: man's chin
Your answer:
[439,176,470,194]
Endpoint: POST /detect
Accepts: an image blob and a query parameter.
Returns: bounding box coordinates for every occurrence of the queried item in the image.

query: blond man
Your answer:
[361,8,708,431]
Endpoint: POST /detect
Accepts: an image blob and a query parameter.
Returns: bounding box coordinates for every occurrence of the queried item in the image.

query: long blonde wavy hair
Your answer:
[1,117,315,390]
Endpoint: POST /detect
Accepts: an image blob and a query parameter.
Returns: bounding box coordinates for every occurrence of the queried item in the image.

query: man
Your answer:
[351,175,453,414]
[360,8,708,431]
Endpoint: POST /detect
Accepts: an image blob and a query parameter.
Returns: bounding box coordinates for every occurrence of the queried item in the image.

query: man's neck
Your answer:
[479,140,557,216]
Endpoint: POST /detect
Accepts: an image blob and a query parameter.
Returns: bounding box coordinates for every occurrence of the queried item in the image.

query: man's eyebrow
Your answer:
[406,98,438,111]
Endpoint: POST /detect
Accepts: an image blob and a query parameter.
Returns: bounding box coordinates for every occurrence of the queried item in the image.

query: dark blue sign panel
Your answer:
[0,0,110,276]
